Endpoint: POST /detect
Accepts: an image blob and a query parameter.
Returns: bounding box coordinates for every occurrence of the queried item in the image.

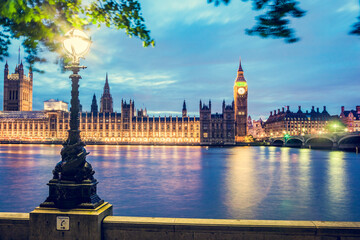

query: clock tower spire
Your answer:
[233,57,248,141]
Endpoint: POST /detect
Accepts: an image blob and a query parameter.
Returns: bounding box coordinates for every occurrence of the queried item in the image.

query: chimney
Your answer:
[282,107,284,113]
[287,106,290,111]
[274,110,277,115]
[323,106,326,111]
[356,106,360,114]
[317,107,319,113]
[278,109,280,114]
[312,106,315,111]
[341,106,344,113]
[270,111,272,116]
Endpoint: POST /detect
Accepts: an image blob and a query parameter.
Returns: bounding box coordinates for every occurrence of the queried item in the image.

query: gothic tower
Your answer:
[233,58,248,140]
[100,73,113,113]
[182,100,187,117]
[199,100,211,144]
[3,60,33,111]
[91,94,98,115]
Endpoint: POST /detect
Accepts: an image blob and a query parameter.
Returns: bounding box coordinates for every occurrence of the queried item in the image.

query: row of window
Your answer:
[0,132,200,138]
[0,123,48,130]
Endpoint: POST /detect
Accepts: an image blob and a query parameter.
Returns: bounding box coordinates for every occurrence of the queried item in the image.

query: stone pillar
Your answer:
[30,202,112,240]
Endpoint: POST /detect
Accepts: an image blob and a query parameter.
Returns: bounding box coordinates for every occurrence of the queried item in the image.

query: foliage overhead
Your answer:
[350,16,360,36]
[0,0,154,71]
[208,0,359,43]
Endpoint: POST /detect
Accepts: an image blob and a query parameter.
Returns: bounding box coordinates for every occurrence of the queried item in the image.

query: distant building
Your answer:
[44,99,68,112]
[0,58,248,145]
[3,61,33,111]
[340,106,360,132]
[199,100,235,145]
[137,108,147,117]
[233,59,248,141]
[265,106,331,137]
[248,117,266,139]
[0,108,202,144]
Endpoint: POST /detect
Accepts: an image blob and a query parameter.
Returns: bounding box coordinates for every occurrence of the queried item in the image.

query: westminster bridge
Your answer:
[270,132,360,151]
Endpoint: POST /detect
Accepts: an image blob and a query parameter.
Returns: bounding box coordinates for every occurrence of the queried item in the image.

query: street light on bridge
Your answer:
[332,123,339,134]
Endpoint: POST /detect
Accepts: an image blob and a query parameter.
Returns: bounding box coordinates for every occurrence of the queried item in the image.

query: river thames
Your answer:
[0,144,360,221]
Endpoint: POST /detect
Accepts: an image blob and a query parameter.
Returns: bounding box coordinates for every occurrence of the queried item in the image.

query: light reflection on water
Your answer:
[0,144,360,221]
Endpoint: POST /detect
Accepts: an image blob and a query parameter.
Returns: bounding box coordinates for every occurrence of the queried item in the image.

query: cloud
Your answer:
[109,72,176,88]
[142,0,252,30]
[336,1,359,13]
[1,0,359,121]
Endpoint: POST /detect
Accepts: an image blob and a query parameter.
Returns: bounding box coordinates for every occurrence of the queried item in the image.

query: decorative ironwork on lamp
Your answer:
[41,29,103,209]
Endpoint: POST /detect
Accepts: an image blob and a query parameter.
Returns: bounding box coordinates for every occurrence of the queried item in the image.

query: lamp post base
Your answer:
[41,179,103,209]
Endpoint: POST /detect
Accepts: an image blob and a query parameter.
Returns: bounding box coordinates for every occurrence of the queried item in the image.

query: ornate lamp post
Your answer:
[41,29,103,209]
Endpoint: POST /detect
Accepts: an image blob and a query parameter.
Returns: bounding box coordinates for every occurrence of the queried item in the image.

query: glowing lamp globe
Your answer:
[63,29,92,63]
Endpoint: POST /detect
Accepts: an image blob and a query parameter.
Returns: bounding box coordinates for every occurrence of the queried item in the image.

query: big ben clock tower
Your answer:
[233,58,248,141]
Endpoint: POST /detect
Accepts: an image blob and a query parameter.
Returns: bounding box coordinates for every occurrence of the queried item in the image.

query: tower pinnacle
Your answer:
[182,100,187,117]
[235,57,246,82]
[238,57,243,72]
[104,72,110,94]
[100,73,113,113]
[91,94,98,115]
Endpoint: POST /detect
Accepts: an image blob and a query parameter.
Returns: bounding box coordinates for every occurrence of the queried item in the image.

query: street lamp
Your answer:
[333,123,338,133]
[63,29,92,64]
[41,29,103,209]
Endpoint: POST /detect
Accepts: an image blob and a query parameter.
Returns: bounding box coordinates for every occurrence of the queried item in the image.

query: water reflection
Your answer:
[327,151,347,218]
[0,144,359,221]
[225,147,274,218]
[298,149,311,206]
[86,145,203,218]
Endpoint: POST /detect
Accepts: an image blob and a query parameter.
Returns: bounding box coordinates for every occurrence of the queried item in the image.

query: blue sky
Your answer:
[1,0,359,119]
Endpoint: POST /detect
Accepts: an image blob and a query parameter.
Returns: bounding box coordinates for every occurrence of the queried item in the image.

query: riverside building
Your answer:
[340,106,360,132]
[264,106,331,137]
[0,59,249,145]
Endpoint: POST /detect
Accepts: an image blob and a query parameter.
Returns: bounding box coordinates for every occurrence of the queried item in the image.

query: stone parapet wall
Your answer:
[0,212,29,240]
[103,216,360,240]
[2,213,360,240]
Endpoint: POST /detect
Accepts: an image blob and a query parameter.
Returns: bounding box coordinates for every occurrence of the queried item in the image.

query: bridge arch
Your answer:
[272,139,284,147]
[305,137,334,149]
[285,138,303,148]
[338,135,360,151]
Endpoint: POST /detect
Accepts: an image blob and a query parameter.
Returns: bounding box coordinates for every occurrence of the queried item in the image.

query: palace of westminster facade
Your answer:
[0,59,249,145]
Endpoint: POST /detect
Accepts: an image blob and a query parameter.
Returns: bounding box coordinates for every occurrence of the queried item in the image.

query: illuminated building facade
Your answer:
[248,117,266,139]
[340,106,360,132]
[0,109,202,144]
[3,61,33,111]
[233,59,248,141]
[0,60,243,145]
[265,106,331,137]
[0,100,237,145]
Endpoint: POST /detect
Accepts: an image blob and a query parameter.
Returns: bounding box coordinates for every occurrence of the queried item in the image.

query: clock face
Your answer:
[238,87,246,95]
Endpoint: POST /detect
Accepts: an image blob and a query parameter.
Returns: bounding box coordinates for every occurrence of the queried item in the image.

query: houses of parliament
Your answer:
[0,59,248,145]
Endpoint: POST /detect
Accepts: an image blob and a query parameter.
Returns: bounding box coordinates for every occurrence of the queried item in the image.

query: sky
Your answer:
[1,0,359,120]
